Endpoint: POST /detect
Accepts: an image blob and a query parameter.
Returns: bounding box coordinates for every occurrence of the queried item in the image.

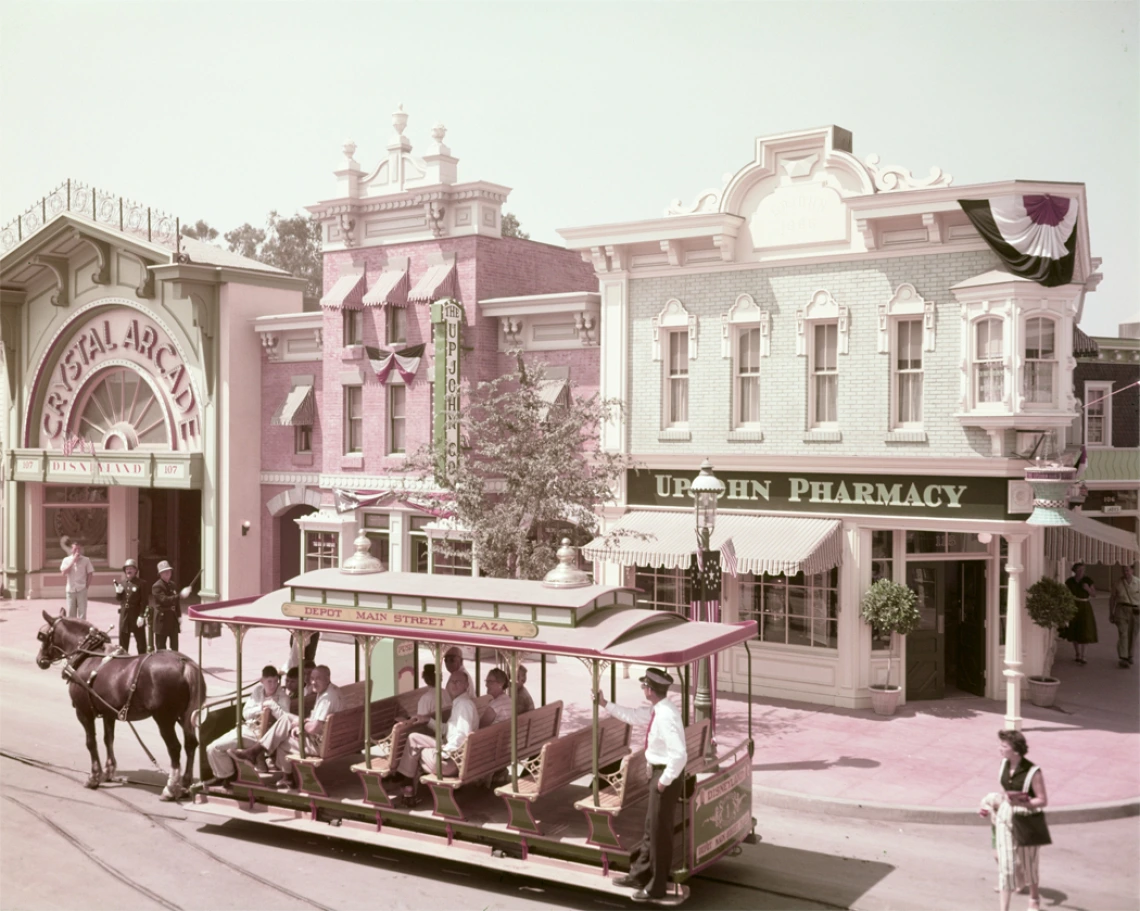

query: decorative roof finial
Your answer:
[431,122,447,144]
[342,140,358,161]
[392,104,408,136]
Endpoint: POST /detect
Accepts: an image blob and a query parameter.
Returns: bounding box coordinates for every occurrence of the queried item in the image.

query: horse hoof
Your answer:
[84,777,100,790]
[159,790,176,802]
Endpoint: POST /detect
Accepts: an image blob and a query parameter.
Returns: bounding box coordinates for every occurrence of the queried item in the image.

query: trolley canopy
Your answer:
[189,570,757,665]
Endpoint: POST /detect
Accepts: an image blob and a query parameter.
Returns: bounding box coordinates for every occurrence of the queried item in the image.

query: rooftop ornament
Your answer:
[542,539,592,589]
[340,531,385,575]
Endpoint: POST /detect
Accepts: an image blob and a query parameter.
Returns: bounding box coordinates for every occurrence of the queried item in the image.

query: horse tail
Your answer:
[182,658,206,733]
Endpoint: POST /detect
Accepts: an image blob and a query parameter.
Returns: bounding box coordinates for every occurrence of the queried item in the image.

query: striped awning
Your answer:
[1044,510,1139,566]
[320,271,366,309]
[583,510,843,577]
[362,268,409,307]
[408,260,456,303]
[271,384,315,426]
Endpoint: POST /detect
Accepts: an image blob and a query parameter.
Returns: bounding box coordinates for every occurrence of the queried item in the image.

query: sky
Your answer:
[1,1,1136,335]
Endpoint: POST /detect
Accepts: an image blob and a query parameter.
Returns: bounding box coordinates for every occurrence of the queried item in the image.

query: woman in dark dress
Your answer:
[978,730,1048,911]
[1060,562,1097,664]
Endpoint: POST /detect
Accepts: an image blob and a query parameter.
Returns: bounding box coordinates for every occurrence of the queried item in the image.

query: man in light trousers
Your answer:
[60,541,95,620]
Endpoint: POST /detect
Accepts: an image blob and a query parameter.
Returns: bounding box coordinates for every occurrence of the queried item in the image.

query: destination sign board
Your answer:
[281,602,539,639]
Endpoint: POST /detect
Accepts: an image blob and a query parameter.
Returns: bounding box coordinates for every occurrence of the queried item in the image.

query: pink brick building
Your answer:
[255,108,599,589]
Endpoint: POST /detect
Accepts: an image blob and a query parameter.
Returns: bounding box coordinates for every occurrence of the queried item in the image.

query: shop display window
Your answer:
[634,565,692,613]
[304,531,339,572]
[906,530,988,555]
[740,568,838,649]
[433,540,473,576]
[43,485,109,565]
[409,516,431,573]
[870,530,894,651]
[362,513,389,570]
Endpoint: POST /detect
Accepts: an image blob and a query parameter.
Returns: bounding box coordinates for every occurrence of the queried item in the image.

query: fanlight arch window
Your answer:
[70,367,171,450]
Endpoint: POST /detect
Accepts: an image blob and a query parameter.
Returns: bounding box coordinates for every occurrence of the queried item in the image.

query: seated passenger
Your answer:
[481,668,511,727]
[233,664,342,788]
[202,665,290,788]
[515,663,536,715]
[393,670,478,795]
[283,659,317,707]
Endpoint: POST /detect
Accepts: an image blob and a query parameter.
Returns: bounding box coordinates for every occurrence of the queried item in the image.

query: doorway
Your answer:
[137,489,202,600]
[277,504,316,588]
[905,560,987,700]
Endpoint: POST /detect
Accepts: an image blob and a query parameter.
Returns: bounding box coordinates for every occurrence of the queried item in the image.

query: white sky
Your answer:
[1,1,1136,335]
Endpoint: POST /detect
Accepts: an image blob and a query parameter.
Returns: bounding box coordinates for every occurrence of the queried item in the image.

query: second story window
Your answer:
[388,385,406,454]
[736,327,761,426]
[343,309,363,347]
[294,424,312,454]
[388,306,407,346]
[1023,317,1056,404]
[666,330,689,426]
[974,318,1004,404]
[810,322,838,427]
[893,319,923,427]
[1084,381,1112,446]
[344,386,363,454]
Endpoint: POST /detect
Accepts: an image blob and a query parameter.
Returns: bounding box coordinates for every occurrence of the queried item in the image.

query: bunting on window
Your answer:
[333,487,455,516]
[368,343,426,385]
[958,195,1078,287]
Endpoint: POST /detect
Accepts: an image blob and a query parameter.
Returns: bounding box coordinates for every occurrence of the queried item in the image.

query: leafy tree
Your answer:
[180,219,219,244]
[501,212,530,240]
[224,212,323,307]
[405,357,632,580]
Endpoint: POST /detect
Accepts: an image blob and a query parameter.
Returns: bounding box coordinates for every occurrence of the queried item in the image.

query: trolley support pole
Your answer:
[508,650,519,791]
[230,625,246,747]
[432,642,443,778]
[295,631,307,760]
[361,636,375,769]
[591,659,600,805]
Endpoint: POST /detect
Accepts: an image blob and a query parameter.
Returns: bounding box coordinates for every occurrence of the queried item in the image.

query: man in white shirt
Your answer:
[234,665,342,788]
[204,665,290,788]
[395,669,478,793]
[60,541,95,620]
[1113,564,1140,668]
[597,667,687,902]
[481,668,511,727]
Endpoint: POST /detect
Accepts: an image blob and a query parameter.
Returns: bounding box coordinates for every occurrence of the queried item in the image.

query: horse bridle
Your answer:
[37,617,110,669]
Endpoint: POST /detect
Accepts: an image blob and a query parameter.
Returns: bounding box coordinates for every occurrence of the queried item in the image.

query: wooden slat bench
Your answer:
[573,719,710,852]
[353,692,492,807]
[494,716,631,835]
[420,701,563,821]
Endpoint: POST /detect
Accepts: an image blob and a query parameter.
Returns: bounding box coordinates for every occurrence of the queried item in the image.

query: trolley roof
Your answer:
[189,570,756,665]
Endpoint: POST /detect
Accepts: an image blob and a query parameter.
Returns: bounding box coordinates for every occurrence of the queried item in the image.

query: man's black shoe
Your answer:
[613,875,643,888]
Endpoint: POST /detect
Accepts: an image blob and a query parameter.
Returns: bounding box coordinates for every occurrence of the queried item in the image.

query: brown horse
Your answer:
[36,609,205,799]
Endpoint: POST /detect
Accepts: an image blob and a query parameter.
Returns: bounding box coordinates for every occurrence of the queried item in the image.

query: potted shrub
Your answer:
[860,579,921,716]
[1024,576,1078,707]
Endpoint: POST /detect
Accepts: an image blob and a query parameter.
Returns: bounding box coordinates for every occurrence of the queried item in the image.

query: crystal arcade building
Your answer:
[563,126,1138,709]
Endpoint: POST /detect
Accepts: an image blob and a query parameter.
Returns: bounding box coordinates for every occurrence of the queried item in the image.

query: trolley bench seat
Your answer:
[573,720,710,851]
[494,716,631,834]
[420,701,563,821]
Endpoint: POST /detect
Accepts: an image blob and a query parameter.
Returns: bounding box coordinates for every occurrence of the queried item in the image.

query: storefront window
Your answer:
[634,565,692,613]
[433,540,473,576]
[871,530,893,651]
[906,530,988,555]
[362,513,389,569]
[999,538,1009,648]
[304,531,339,572]
[409,516,431,573]
[1084,488,1138,513]
[740,569,838,649]
[43,486,109,565]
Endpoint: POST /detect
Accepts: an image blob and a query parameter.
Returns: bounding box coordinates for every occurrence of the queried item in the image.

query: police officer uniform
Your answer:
[114,559,148,654]
[151,560,182,652]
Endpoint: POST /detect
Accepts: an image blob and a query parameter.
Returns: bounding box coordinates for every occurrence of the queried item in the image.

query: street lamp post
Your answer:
[690,459,725,758]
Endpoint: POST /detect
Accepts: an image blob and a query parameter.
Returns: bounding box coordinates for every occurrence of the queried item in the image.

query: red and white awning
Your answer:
[362,268,409,307]
[320,271,366,309]
[271,384,315,426]
[1044,511,1139,566]
[408,260,457,303]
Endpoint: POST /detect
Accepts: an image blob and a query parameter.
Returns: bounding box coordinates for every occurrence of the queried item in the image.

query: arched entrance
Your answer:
[277,504,317,588]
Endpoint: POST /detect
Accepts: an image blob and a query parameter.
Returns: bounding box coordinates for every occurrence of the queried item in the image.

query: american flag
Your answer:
[721,536,739,579]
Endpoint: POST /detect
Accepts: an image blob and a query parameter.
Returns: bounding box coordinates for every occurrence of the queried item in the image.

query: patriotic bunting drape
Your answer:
[958,194,1078,287]
[368,344,426,384]
[333,487,453,516]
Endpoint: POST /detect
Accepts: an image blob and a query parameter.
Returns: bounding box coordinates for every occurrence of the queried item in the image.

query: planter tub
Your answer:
[869,685,901,716]
[1027,676,1060,708]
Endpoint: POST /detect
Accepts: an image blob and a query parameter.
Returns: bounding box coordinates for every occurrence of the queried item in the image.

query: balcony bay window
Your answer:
[974,318,1004,405]
[1023,317,1056,405]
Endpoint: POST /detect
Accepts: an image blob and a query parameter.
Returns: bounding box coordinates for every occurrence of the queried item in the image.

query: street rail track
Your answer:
[0,748,337,911]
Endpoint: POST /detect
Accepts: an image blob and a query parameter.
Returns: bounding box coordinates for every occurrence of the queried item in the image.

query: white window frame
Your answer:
[721,293,769,432]
[891,318,924,429]
[735,327,763,428]
[973,317,1006,407]
[809,321,839,429]
[343,385,363,454]
[361,512,390,570]
[1084,380,1113,448]
[664,329,689,428]
[388,383,406,455]
[303,530,339,572]
[342,308,363,347]
[1022,316,1057,407]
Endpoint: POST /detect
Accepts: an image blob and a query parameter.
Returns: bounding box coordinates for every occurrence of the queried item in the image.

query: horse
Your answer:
[36,609,205,800]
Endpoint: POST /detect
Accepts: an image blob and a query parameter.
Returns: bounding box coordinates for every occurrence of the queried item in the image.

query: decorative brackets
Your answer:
[338,212,357,248]
[168,277,219,400]
[652,298,698,361]
[796,290,848,356]
[574,312,597,346]
[30,255,70,307]
[660,240,683,268]
[67,230,112,285]
[501,317,522,346]
[721,293,770,359]
[260,333,280,361]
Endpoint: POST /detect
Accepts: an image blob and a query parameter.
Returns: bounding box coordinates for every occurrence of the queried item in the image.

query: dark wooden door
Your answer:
[956,561,987,696]
[906,562,944,700]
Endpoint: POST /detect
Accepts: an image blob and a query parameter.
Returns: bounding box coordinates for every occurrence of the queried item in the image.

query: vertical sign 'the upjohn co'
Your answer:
[431,298,464,486]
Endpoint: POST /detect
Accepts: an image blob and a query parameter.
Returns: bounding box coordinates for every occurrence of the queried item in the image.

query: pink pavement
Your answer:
[11,594,1137,822]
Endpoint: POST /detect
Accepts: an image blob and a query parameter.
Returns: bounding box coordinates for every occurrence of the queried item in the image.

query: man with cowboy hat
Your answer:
[151,560,181,652]
[114,558,148,654]
[597,667,687,902]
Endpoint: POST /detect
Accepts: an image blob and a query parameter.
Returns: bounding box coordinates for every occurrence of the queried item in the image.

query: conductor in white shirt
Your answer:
[60,541,95,620]
[597,667,687,902]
